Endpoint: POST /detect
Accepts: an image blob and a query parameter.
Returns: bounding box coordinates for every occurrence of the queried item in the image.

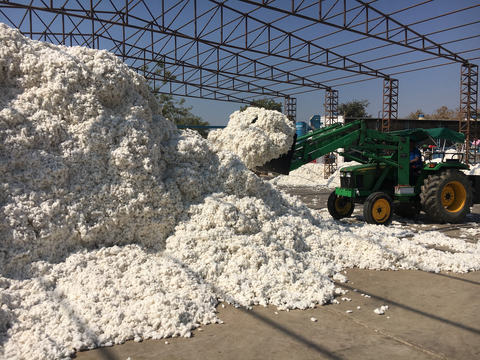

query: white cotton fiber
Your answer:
[464,163,480,175]
[270,163,327,187]
[1,23,480,359]
[270,162,360,188]
[207,107,296,169]
[0,23,183,276]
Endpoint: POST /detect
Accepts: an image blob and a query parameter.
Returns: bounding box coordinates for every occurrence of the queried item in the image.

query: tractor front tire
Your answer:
[363,192,394,226]
[420,169,473,223]
[328,191,355,220]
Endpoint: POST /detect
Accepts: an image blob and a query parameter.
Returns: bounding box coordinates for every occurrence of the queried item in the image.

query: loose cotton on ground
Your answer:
[1,24,480,359]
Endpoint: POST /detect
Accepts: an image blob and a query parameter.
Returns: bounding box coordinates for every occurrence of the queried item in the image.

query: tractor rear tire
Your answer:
[420,169,473,223]
[363,192,394,226]
[327,191,355,220]
[394,201,422,218]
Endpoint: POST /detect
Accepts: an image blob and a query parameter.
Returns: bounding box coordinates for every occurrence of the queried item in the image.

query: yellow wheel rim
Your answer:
[372,198,391,223]
[335,197,352,216]
[441,181,466,213]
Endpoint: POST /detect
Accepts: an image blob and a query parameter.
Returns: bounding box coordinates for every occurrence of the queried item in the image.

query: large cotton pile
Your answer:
[1,24,480,360]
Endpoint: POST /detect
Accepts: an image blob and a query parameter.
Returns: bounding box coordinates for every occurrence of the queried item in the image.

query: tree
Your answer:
[406,109,426,120]
[406,106,462,120]
[430,106,455,120]
[453,107,463,120]
[240,98,283,112]
[141,60,176,88]
[337,99,371,118]
[160,94,210,137]
[141,60,209,134]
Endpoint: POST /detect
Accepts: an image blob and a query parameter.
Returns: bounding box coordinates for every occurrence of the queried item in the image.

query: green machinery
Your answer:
[260,120,480,226]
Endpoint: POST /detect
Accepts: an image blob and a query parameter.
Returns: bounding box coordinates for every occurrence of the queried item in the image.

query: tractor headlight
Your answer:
[340,172,345,177]
[346,172,352,178]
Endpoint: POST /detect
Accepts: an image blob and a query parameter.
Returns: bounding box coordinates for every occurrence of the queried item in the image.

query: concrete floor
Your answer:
[75,189,480,360]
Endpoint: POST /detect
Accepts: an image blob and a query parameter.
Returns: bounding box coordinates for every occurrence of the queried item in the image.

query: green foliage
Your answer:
[140,60,176,87]
[240,98,283,112]
[337,99,371,118]
[160,94,210,137]
[141,60,209,136]
[406,106,462,120]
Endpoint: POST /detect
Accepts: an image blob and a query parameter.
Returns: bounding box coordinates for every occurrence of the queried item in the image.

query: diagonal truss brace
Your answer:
[208,0,388,78]
[0,0,335,92]
[324,88,339,178]
[382,78,399,133]
[460,63,478,165]
[237,0,466,64]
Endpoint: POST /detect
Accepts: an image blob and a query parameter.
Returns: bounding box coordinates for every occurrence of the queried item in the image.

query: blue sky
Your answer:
[186,62,464,126]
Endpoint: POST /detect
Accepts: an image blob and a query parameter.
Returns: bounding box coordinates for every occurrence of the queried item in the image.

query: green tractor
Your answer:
[259,120,480,226]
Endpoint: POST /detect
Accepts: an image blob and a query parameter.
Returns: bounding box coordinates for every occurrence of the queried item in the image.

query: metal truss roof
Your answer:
[0,0,479,103]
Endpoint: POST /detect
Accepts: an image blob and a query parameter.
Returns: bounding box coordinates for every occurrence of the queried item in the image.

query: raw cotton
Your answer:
[464,163,480,175]
[207,107,296,170]
[1,24,480,359]
[270,163,327,187]
[270,162,360,188]
[0,23,180,276]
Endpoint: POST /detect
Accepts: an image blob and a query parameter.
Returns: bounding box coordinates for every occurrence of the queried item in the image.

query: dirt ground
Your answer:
[75,188,480,360]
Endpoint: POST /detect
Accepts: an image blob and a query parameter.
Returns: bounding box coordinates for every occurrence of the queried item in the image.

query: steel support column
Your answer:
[460,63,478,165]
[284,96,297,123]
[381,78,399,132]
[324,89,339,179]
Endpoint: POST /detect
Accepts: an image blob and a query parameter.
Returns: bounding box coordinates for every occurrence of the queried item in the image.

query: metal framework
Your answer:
[460,63,478,165]
[381,78,399,133]
[237,0,468,63]
[324,88,339,178]
[0,0,479,150]
[0,0,343,103]
[284,96,297,123]
[324,89,339,127]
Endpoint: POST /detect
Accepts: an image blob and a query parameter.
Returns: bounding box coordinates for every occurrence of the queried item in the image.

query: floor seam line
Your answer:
[324,307,450,360]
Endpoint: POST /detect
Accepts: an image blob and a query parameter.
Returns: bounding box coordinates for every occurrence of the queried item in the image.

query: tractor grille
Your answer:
[340,174,364,189]
[340,176,354,188]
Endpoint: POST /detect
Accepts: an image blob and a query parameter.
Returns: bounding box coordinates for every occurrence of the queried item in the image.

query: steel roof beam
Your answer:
[237,0,467,64]
[0,0,333,91]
